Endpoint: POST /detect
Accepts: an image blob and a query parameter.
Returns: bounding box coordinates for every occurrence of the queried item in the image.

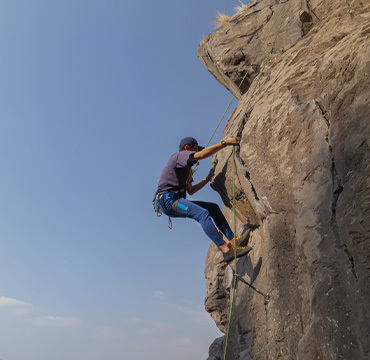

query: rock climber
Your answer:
[154,136,252,262]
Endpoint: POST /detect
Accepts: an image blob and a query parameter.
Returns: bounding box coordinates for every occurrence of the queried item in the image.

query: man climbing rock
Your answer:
[154,136,252,263]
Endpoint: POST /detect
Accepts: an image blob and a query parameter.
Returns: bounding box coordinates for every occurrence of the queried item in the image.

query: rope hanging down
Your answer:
[220,2,290,359]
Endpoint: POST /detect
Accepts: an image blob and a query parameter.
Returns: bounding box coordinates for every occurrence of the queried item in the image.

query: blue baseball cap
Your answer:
[179,137,205,151]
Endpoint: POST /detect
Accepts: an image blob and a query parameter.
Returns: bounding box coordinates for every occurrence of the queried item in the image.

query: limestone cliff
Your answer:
[198,0,370,359]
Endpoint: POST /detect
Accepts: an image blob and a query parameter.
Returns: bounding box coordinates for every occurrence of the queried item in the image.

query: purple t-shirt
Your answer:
[156,150,195,195]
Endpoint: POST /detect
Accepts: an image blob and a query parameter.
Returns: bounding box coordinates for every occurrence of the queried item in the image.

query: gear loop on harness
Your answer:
[154,191,187,229]
[153,193,163,217]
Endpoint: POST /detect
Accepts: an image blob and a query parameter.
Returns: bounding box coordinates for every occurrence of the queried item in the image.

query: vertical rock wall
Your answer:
[199,0,370,359]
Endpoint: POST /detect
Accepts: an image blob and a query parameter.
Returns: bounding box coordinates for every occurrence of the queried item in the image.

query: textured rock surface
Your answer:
[199,0,370,359]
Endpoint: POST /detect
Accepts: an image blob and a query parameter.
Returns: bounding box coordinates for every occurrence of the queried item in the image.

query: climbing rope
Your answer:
[221,1,290,359]
[222,145,238,360]
[192,0,290,175]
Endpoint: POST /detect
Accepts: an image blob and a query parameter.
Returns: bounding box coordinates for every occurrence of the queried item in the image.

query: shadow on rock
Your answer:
[235,254,263,286]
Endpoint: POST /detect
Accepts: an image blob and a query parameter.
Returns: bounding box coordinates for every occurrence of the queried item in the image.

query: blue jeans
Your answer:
[158,192,234,247]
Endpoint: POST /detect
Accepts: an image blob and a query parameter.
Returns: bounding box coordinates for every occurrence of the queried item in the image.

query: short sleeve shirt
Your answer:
[156,151,196,195]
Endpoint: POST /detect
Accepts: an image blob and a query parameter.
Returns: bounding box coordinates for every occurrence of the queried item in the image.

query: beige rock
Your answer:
[201,0,370,359]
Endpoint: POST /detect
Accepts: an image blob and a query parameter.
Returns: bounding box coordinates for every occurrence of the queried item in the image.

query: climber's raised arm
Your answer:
[188,136,240,162]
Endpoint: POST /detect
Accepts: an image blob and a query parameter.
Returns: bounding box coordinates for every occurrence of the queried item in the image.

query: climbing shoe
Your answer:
[223,246,252,263]
[235,228,251,248]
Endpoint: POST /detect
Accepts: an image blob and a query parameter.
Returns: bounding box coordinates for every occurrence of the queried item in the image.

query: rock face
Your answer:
[199,0,370,359]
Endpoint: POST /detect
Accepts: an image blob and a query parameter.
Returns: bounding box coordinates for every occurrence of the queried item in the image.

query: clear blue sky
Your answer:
[0,1,244,359]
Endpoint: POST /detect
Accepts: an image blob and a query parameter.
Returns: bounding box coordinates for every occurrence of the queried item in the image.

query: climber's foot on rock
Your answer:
[235,228,251,247]
[219,242,232,254]
[222,246,252,263]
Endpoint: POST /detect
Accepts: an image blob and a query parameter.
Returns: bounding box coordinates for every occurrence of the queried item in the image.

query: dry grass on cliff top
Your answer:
[214,11,231,28]
[234,2,248,14]
[213,2,248,28]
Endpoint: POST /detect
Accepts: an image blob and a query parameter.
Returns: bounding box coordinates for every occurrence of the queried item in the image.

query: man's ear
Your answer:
[185,144,190,151]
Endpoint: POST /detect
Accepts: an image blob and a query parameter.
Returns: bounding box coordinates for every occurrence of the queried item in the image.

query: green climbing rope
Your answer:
[222,146,239,360]
[221,2,291,359]
[192,0,290,176]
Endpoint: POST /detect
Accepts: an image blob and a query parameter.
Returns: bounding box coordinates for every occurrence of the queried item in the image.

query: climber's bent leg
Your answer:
[173,198,229,247]
[192,201,234,241]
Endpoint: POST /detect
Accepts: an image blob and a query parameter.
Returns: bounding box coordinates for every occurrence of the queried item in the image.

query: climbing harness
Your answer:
[153,193,172,228]
[153,191,186,229]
